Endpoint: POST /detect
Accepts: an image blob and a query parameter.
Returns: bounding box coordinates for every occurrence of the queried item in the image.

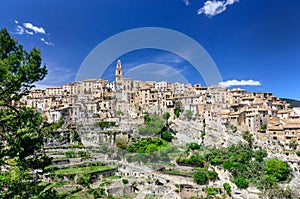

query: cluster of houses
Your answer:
[21,59,300,150]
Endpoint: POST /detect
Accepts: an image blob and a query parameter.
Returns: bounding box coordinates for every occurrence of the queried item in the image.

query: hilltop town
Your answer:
[22,59,300,150]
[20,59,300,198]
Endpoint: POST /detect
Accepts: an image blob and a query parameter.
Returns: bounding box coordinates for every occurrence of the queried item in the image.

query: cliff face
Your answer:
[169,118,245,148]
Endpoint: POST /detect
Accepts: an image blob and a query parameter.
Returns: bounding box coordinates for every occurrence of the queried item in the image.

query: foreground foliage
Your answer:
[0,28,58,198]
[176,141,294,195]
[124,138,178,163]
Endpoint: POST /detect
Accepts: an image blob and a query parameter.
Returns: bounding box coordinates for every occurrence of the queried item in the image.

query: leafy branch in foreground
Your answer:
[0,28,59,198]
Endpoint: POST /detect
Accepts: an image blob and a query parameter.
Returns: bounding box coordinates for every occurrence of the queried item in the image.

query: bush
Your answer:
[189,153,205,167]
[188,142,201,150]
[205,187,220,196]
[265,158,290,182]
[162,112,170,121]
[125,138,168,154]
[194,171,208,185]
[223,182,231,196]
[161,131,173,142]
[143,115,151,124]
[201,131,206,139]
[207,170,218,181]
[122,179,128,184]
[234,177,249,189]
[260,124,267,131]
[174,107,182,118]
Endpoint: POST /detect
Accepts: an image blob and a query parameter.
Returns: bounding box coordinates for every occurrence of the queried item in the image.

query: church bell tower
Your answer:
[115,59,122,82]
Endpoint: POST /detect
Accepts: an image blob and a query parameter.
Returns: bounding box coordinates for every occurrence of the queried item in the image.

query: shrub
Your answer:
[207,170,218,181]
[161,131,173,142]
[223,182,231,196]
[265,158,290,181]
[234,177,249,189]
[188,142,201,150]
[194,171,208,185]
[205,187,220,196]
[201,131,206,139]
[162,112,170,121]
[174,107,182,118]
[143,115,151,124]
[122,179,128,184]
[260,124,267,131]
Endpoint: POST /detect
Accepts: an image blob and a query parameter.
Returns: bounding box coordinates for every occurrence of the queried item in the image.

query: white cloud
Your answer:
[41,37,54,46]
[198,0,239,17]
[25,29,34,35]
[183,0,190,6]
[23,22,45,34]
[15,25,34,35]
[15,25,25,35]
[218,79,261,87]
[14,20,19,24]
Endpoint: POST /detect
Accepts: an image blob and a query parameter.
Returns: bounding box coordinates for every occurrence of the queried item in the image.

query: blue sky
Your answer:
[1,0,300,99]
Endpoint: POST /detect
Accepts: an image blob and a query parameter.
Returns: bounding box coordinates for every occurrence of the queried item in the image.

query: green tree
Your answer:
[207,169,218,181]
[161,130,173,142]
[193,171,208,185]
[260,124,267,131]
[189,153,205,167]
[265,158,290,182]
[162,112,170,121]
[205,187,220,196]
[223,182,232,196]
[188,142,201,150]
[174,107,182,118]
[122,179,128,184]
[234,177,249,189]
[143,115,151,124]
[0,28,56,198]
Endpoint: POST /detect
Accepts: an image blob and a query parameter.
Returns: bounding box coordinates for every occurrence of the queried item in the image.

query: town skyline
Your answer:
[1,0,300,100]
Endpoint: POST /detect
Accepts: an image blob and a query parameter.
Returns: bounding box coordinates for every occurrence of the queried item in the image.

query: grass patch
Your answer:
[53,165,113,175]
[165,169,195,177]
